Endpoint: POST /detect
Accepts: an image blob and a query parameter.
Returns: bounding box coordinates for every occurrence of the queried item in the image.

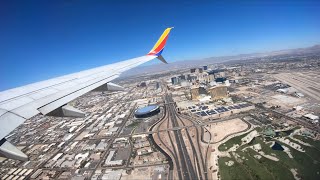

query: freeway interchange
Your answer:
[151,94,209,180]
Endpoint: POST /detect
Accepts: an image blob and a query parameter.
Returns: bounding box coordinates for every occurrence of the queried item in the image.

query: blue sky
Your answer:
[1,0,319,91]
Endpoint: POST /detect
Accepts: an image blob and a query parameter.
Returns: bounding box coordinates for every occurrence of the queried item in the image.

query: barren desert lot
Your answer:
[208,118,249,143]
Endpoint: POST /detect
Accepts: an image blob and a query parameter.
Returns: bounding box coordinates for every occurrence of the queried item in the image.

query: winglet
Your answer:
[147,27,173,57]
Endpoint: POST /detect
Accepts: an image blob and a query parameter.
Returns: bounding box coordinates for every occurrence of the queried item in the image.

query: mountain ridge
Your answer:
[121,44,320,77]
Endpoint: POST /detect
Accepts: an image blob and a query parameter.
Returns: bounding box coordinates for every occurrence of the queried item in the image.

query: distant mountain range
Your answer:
[121,44,320,77]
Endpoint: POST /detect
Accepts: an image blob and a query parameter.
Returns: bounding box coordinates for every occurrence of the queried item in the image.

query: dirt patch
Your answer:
[208,118,249,143]
[271,94,303,106]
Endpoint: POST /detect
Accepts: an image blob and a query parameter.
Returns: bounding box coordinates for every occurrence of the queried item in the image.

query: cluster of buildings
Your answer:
[184,102,254,119]
[267,82,305,98]
[190,85,229,101]
[0,80,164,179]
[170,66,228,86]
[132,135,166,166]
[167,65,245,103]
[0,168,33,180]
[104,150,124,167]
[263,82,319,125]
[91,169,123,180]
[103,138,130,167]
[167,65,255,120]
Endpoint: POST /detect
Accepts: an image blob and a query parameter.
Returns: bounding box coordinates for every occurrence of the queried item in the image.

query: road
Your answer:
[150,93,208,180]
[116,114,246,138]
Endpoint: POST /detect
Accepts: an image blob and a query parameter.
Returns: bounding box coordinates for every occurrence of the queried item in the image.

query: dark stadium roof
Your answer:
[215,77,227,82]
[135,105,159,115]
[208,69,225,74]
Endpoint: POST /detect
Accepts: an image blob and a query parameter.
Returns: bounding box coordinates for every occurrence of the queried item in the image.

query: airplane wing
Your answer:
[0,27,173,161]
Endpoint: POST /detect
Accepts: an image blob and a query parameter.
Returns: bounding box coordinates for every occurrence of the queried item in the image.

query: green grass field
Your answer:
[218,127,262,152]
[218,133,320,180]
[127,121,141,127]
[293,135,320,149]
[218,132,249,151]
[218,156,253,180]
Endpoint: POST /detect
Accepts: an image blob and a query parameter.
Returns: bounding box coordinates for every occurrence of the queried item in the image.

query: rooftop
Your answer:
[135,105,159,115]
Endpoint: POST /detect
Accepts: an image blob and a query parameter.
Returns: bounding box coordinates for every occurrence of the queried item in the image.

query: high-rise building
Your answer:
[219,71,226,77]
[203,66,208,70]
[190,87,200,100]
[187,75,197,82]
[190,68,196,73]
[187,74,192,81]
[171,77,178,85]
[197,72,209,83]
[209,74,215,82]
[209,85,228,100]
[198,68,203,73]
[225,80,230,86]
[178,75,186,81]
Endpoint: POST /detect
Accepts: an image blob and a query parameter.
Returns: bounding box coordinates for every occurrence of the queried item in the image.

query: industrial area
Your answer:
[1,53,320,180]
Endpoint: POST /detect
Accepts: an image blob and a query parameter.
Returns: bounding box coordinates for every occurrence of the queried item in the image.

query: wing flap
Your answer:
[0,138,28,161]
[0,112,26,139]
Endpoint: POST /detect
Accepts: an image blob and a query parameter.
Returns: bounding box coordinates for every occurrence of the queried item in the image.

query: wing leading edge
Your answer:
[0,27,173,161]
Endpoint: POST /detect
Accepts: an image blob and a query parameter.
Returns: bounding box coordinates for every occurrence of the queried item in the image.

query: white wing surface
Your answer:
[0,27,173,161]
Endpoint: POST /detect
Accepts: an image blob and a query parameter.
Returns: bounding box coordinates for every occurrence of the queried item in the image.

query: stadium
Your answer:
[134,105,160,118]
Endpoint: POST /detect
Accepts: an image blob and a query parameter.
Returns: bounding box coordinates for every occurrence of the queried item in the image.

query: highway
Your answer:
[168,95,207,180]
[167,94,197,180]
[151,103,178,180]
[150,93,208,180]
[117,114,246,138]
